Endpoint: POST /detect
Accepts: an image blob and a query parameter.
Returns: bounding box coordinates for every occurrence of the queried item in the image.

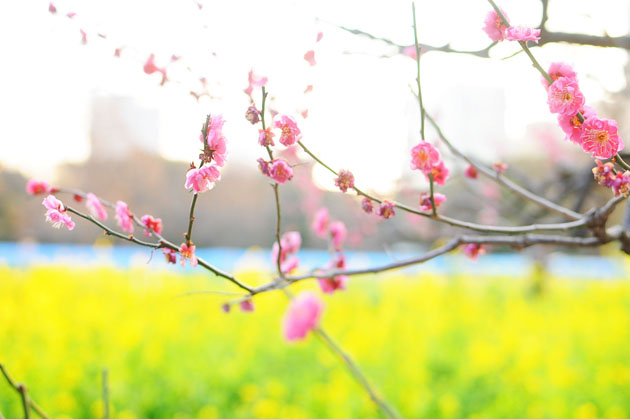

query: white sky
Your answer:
[0,0,628,193]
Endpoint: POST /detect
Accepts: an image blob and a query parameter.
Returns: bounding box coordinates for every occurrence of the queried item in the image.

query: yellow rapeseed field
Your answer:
[1,265,629,418]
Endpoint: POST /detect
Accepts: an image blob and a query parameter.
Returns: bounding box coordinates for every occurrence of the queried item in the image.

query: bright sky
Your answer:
[0,0,628,193]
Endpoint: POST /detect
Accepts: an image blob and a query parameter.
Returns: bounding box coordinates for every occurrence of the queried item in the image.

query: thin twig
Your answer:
[102,369,109,419]
[0,364,48,419]
[185,193,199,246]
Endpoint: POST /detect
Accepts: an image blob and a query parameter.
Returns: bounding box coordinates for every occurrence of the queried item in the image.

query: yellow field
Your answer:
[1,266,630,418]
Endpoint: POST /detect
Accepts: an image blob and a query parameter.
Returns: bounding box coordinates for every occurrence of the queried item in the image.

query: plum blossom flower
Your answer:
[244,69,267,97]
[283,291,324,341]
[464,165,478,179]
[592,160,616,188]
[482,9,509,42]
[304,85,313,94]
[86,193,108,221]
[42,195,75,230]
[580,117,624,159]
[26,180,51,195]
[245,105,260,125]
[316,32,323,42]
[240,300,255,312]
[185,165,221,193]
[426,160,450,186]
[273,115,302,146]
[361,198,374,214]
[612,171,630,197]
[201,115,227,167]
[163,248,177,264]
[179,243,198,267]
[410,142,440,173]
[312,208,330,238]
[115,201,133,233]
[318,253,349,294]
[419,192,447,212]
[258,128,275,147]
[330,221,347,251]
[542,62,577,90]
[141,214,162,237]
[334,170,355,193]
[49,3,57,14]
[402,46,418,60]
[463,243,485,261]
[80,29,88,45]
[558,106,597,144]
[547,77,585,116]
[505,26,541,43]
[377,200,396,219]
[304,50,316,66]
[257,158,270,176]
[269,159,294,184]
[493,162,508,174]
[272,231,302,274]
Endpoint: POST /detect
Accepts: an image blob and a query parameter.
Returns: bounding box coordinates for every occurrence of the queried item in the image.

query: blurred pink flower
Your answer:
[143,54,168,86]
[66,12,76,18]
[26,179,51,195]
[592,160,616,188]
[493,162,508,174]
[426,160,450,186]
[361,198,374,214]
[115,200,134,233]
[316,32,323,42]
[245,105,260,125]
[464,165,478,179]
[141,214,162,237]
[402,46,417,60]
[505,26,540,43]
[80,29,87,45]
[163,248,177,264]
[482,9,509,42]
[86,193,108,221]
[612,171,630,197]
[330,221,347,251]
[244,69,267,97]
[312,208,330,238]
[304,85,313,94]
[42,195,75,230]
[318,253,348,294]
[283,292,324,341]
[203,115,227,167]
[463,243,485,261]
[377,200,396,219]
[179,243,198,267]
[410,142,440,173]
[269,159,294,183]
[419,192,446,212]
[48,3,57,14]
[304,50,316,66]
[580,117,624,159]
[240,299,255,312]
[273,115,302,146]
[258,128,275,147]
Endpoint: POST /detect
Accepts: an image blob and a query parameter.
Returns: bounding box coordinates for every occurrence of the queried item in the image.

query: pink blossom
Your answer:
[80,29,87,45]
[377,200,396,219]
[180,243,198,267]
[300,109,309,119]
[66,12,76,18]
[543,62,577,90]
[115,201,134,233]
[592,160,616,188]
[464,165,478,179]
[143,54,168,86]
[361,198,374,214]
[304,50,316,66]
[410,142,440,173]
[558,106,597,144]
[419,192,447,212]
[493,162,508,174]
[330,221,347,251]
[245,105,260,125]
[86,193,108,221]
[318,254,349,294]
[257,158,270,176]
[334,169,355,193]
[403,46,418,60]
[312,208,330,238]
[280,256,300,274]
[505,26,541,43]
[240,299,255,312]
[141,214,163,237]
[426,160,450,186]
[114,48,123,58]
[203,115,227,167]
[304,85,313,94]
[258,128,275,147]
[281,231,302,254]
[163,248,177,264]
[273,115,302,146]
[42,195,75,230]
[482,9,509,42]
[49,3,57,14]
[26,180,51,195]
[547,77,585,116]
[271,231,302,273]
[269,159,294,184]
[185,165,221,193]
[580,117,624,159]
[244,69,267,97]
[463,243,485,261]
[316,32,323,42]
[283,292,324,341]
[612,171,630,197]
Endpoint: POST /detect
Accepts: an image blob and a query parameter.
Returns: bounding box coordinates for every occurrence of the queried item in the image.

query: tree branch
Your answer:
[0,363,48,419]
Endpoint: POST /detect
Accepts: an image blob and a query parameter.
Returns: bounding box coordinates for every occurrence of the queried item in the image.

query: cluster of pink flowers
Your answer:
[462,243,485,261]
[185,164,221,193]
[185,114,228,194]
[244,69,267,99]
[311,208,349,294]
[141,214,163,237]
[542,62,624,159]
[483,9,540,43]
[361,198,397,220]
[419,192,447,213]
[42,195,75,230]
[115,201,134,233]
[410,142,450,186]
[273,115,302,147]
[201,115,228,167]
[283,291,324,341]
[592,160,630,197]
[26,180,52,195]
[271,231,302,274]
[257,158,294,184]
[86,193,107,221]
